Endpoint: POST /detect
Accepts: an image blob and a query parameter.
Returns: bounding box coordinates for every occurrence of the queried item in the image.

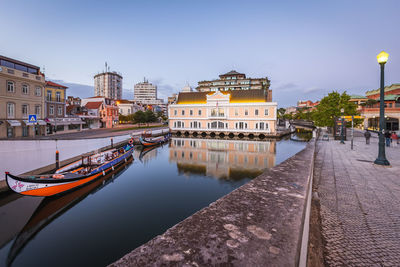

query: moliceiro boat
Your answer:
[5,139,135,197]
[139,133,171,147]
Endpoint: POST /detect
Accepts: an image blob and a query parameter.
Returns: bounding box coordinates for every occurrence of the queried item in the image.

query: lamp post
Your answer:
[374,51,390,166]
[340,108,345,144]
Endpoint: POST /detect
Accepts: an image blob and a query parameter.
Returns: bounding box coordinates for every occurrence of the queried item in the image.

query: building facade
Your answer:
[134,79,164,105]
[0,55,46,138]
[82,97,119,128]
[116,99,143,116]
[196,71,271,100]
[169,89,277,136]
[361,83,400,132]
[94,71,123,100]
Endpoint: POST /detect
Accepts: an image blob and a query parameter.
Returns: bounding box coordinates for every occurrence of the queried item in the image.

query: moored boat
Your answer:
[139,133,171,147]
[5,140,135,197]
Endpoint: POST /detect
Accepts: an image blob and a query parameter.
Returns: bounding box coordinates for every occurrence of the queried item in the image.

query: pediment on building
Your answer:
[206,90,230,102]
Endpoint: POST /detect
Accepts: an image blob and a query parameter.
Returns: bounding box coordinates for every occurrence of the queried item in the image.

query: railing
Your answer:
[46,97,65,103]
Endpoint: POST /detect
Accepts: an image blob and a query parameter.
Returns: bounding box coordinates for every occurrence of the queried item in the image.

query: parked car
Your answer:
[322,134,329,141]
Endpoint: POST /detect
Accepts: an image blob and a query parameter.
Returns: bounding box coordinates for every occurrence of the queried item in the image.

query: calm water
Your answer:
[0,135,308,267]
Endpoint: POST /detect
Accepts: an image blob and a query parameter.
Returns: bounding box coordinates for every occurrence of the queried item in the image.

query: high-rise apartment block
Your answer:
[134,79,164,105]
[94,64,123,100]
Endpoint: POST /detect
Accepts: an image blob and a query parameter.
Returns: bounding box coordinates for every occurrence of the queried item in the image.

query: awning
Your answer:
[7,120,21,127]
[37,120,47,125]
[72,120,85,125]
[22,120,46,125]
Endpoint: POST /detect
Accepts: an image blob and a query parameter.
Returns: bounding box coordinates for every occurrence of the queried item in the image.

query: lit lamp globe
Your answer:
[377,51,389,64]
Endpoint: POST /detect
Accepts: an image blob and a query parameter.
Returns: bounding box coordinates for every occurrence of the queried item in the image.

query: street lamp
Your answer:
[340,108,345,144]
[374,51,390,166]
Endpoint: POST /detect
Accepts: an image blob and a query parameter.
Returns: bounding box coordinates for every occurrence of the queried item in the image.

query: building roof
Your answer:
[219,70,245,77]
[116,99,132,104]
[376,94,400,102]
[365,83,400,96]
[176,89,269,104]
[46,81,68,89]
[85,102,103,109]
[0,55,40,70]
[94,71,123,79]
[349,94,367,99]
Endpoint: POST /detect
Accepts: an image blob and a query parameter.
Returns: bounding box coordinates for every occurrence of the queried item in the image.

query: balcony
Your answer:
[0,67,44,83]
[46,97,66,103]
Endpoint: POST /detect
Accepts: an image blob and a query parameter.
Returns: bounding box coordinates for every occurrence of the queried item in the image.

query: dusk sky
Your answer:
[1,0,399,107]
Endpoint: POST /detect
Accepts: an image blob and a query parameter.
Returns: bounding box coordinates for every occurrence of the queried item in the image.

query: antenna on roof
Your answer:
[105,62,107,72]
[43,66,46,76]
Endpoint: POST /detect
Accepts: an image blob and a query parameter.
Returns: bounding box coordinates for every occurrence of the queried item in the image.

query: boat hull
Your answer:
[6,148,133,197]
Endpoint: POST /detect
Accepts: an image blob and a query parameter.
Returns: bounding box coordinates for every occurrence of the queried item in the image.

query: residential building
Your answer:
[168,89,277,136]
[94,64,123,100]
[196,70,271,100]
[168,93,178,105]
[360,83,400,131]
[116,99,143,116]
[297,100,319,111]
[0,55,46,138]
[82,97,119,128]
[134,79,164,105]
[66,96,81,106]
[284,106,297,115]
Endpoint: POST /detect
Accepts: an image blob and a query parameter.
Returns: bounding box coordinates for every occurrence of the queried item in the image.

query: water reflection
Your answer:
[6,157,133,267]
[169,138,276,180]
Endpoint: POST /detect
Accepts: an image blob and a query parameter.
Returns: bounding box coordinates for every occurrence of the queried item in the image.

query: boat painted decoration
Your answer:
[5,140,135,197]
[139,133,171,147]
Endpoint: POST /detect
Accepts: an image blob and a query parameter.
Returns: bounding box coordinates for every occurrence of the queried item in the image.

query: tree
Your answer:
[312,91,359,127]
[133,110,146,125]
[144,110,157,126]
[277,108,286,119]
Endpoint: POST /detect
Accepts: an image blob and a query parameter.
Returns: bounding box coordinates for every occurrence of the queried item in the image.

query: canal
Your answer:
[0,135,309,266]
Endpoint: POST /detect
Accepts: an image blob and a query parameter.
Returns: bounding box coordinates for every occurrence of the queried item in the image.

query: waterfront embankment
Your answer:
[0,128,168,189]
[110,139,316,266]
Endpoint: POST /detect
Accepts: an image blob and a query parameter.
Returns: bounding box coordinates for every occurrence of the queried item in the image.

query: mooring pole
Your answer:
[56,150,60,169]
[111,137,114,148]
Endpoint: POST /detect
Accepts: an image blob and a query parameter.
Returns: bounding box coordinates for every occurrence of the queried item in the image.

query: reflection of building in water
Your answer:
[169,137,276,180]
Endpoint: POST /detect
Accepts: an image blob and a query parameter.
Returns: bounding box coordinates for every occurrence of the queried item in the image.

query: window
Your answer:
[190,110,193,116]
[211,108,224,117]
[174,109,177,116]
[255,109,259,116]
[56,92,61,102]
[35,105,41,117]
[22,84,29,94]
[47,90,52,101]
[182,110,185,115]
[35,87,42,96]
[245,109,248,116]
[236,122,247,129]
[22,104,28,118]
[7,127,14,138]
[198,109,202,116]
[7,81,15,92]
[235,109,238,116]
[264,109,268,116]
[7,103,15,118]
[57,106,63,116]
[49,105,54,115]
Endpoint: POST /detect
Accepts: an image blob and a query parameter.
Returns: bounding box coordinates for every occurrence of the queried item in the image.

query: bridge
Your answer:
[290,119,315,130]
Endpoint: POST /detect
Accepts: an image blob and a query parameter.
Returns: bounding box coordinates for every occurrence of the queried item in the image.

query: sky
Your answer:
[1,0,399,107]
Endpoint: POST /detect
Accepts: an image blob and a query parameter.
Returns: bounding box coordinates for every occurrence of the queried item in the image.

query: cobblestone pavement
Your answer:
[315,132,400,266]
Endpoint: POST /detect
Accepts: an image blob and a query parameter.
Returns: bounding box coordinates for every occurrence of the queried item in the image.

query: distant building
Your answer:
[181,84,193,92]
[297,100,319,111]
[168,93,178,105]
[134,78,164,105]
[284,106,297,115]
[196,70,271,99]
[94,63,123,100]
[116,99,144,116]
[349,95,368,111]
[361,83,400,132]
[82,97,119,128]
[66,96,81,106]
[0,55,46,138]
[169,89,277,136]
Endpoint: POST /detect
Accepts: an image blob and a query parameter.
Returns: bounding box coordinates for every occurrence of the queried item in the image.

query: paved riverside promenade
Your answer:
[110,141,315,266]
[314,130,400,266]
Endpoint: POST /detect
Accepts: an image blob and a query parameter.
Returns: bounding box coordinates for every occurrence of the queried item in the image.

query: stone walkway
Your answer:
[315,131,400,266]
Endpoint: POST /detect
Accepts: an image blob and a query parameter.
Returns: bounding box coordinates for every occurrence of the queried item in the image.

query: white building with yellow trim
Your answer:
[168,89,277,137]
